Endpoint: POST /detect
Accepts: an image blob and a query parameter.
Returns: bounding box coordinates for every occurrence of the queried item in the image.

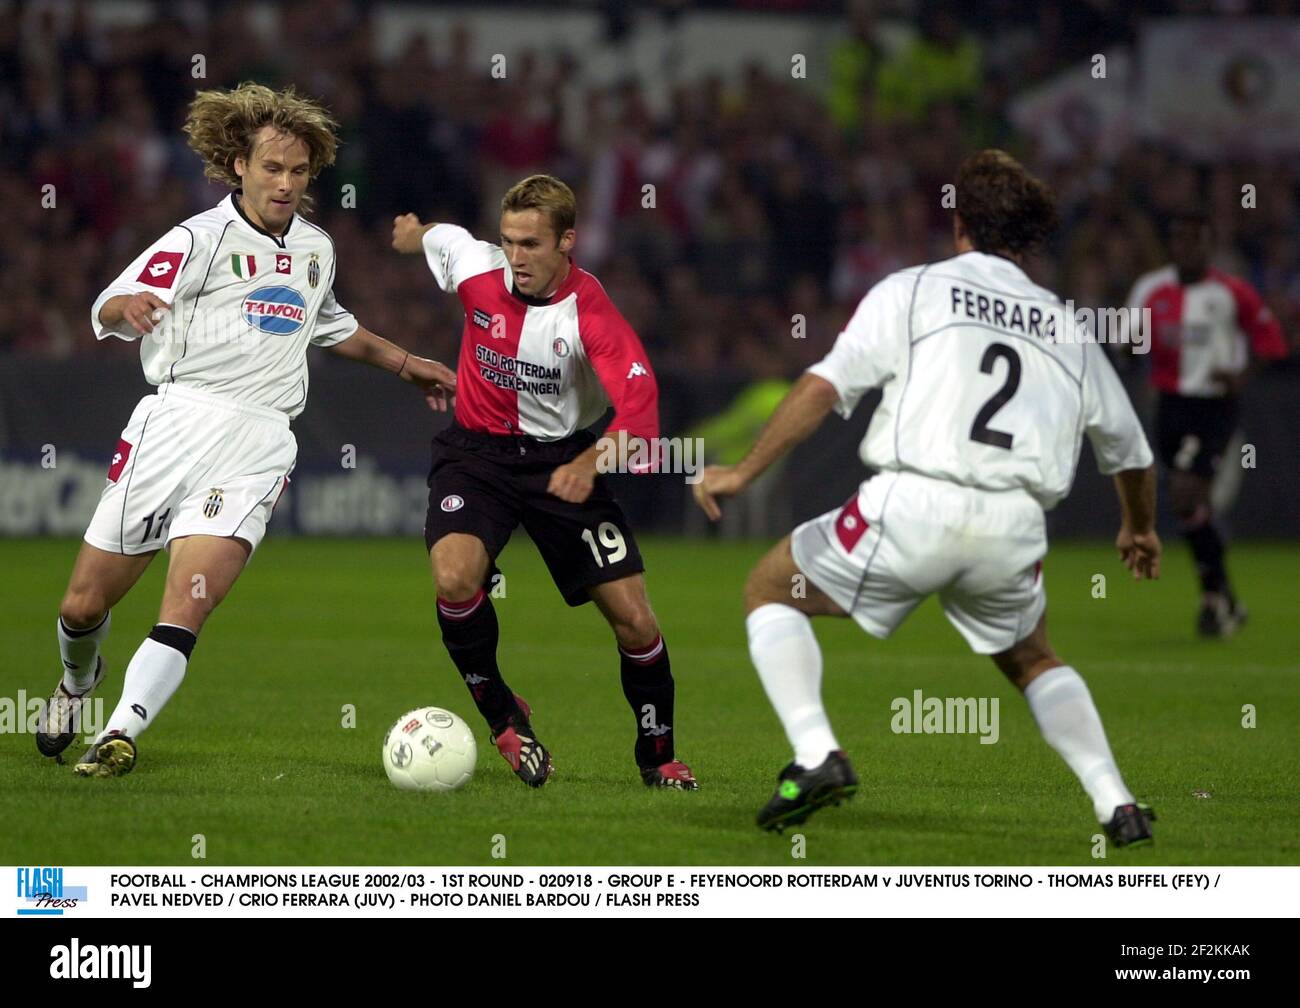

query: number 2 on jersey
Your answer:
[969,343,1021,450]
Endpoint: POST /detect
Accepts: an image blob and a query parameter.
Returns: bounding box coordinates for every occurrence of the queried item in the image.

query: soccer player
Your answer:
[35,83,456,777]
[694,150,1161,844]
[391,175,698,790]
[1125,210,1286,636]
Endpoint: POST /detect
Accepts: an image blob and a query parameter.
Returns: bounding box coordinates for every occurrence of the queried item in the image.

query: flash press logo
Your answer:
[49,939,151,988]
[16,867,86,916]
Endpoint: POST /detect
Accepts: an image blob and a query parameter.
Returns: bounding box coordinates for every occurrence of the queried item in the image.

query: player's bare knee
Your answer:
[612,607,659,651]
[433,564,483,602]
[59,590,107,631]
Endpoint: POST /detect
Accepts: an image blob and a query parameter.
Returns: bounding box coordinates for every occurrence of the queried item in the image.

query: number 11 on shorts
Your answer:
[581,522,627,567]
[141,508,171,543]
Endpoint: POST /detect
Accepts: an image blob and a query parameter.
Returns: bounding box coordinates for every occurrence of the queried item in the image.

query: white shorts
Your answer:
[791,471,1048,654]
[84,385,295,556]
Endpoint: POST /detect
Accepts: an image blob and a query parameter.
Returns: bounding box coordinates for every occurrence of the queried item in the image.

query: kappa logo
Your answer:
[464,673,489,685]
[626,361,649,379]
[441,494,465,512]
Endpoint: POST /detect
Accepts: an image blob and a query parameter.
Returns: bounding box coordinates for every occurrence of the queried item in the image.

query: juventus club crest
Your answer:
[202,488,225,518]
[308,253,320,289]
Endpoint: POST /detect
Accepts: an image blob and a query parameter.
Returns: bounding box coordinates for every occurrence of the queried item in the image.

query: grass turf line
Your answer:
[2,537,1296,866]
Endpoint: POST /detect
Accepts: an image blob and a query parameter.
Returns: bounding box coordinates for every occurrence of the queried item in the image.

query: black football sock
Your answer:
[619,635,675,768]
[437,589,517,732]
[1184,520,1230,597]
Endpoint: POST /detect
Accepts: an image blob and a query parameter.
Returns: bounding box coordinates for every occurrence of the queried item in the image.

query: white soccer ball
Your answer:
[382,707,477,791]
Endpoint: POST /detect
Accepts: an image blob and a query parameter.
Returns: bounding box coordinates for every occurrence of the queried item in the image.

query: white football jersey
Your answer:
[91,193,358,418]
[810,251,1153,510]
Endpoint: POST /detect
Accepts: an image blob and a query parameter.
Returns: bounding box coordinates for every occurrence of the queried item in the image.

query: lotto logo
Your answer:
[834,494,869,553]
[276,254,292,274]
[136,251,184,289]
[107,438,133,482]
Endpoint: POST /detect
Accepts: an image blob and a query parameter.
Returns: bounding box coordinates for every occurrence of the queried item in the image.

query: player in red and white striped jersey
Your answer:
[1126,210,1287,635]
[392,175,698,791]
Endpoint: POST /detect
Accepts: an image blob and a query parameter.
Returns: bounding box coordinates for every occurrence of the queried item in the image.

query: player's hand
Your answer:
[548,459,596,504]
[692,464,748,522]
[399,355,457,412]
[1116,526,1161,581]
[121,292,170,335]
[1209,367,1246,397]
[392,214,430,255]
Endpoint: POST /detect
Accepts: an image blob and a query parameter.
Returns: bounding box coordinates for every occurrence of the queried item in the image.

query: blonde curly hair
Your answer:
[183,82,339,210]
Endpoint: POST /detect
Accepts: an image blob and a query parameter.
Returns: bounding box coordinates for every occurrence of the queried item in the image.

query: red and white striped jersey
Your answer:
[1127,266,1286,397]
[422,223,659,442]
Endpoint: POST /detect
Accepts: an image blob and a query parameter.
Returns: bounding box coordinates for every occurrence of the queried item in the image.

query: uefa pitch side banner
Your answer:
[10,866,1298,918]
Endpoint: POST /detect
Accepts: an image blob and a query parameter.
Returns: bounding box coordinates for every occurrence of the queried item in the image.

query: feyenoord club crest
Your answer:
[552,337,569,358]
[308,253,320,289]
[202,488,225,518]
[231,254,257,279]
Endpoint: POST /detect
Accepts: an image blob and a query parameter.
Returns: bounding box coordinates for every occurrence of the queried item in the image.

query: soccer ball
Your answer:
[382,707,477,792]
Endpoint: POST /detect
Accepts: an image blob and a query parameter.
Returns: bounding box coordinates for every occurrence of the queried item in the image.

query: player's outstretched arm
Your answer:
[392,214,436,254]
[98,292,170,335]
[327,324,457,412]
[693,373,840,522]
[1113,465,1161,581]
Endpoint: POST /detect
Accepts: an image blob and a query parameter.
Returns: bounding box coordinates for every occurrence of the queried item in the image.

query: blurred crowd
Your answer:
[1,0,1296,390]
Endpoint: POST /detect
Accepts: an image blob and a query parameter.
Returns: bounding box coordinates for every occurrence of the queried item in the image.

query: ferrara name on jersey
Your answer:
[91,193,358,419]
[810,251,1154,510]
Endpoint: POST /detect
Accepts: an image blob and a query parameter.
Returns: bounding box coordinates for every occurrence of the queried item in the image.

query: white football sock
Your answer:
[746,603,839,769]
[102,633,190,740]
[58,612,111,693]
[1024,665,1135,822]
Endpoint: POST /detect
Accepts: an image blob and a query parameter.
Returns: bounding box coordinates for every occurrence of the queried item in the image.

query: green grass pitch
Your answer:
[2,536,1296,866]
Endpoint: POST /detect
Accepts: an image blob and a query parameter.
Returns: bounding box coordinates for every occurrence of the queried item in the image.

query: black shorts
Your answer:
[1156,393,1239,478]
[424,423,645,606]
